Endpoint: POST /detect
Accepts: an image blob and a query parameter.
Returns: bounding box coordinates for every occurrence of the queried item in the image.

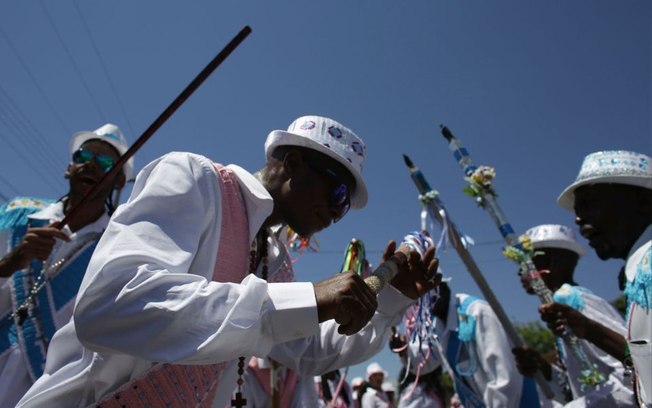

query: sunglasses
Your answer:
[72,148,116,173]
[305,161,351,222]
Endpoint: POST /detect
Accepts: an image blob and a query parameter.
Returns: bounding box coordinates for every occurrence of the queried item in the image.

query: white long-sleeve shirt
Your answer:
[18,152,412,408]
[435,293,525,408]
[548,284,636,407]
[0,200,108,408]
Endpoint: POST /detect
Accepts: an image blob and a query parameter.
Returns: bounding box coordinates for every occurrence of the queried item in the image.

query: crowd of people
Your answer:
[0,115,649,407]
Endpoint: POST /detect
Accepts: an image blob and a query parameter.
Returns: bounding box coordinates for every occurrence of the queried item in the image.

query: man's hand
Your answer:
[381,240,440,299]
[388,326,407,353]
[0,222,70,277]
[538,302,590,338]
[512,346,552,380]
[313,271,378,335]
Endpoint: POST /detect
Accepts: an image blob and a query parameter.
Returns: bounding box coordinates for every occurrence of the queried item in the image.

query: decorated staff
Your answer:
[439,125,604,389]
[402,154,554,398]
[58,26,252,230]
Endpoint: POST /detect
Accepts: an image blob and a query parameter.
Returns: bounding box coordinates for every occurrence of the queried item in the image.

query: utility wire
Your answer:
[0,87,63,178]
[0,131,60,197]
[0,173,22,198]
[72,0,136,137]
[38,0,107,124]
[0,26,71,136]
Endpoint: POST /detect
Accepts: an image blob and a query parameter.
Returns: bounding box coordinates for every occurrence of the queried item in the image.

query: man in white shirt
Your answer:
[513,223,635,407]
[18,115,438,408]
[0,124,132,407]
[556,150,652,406]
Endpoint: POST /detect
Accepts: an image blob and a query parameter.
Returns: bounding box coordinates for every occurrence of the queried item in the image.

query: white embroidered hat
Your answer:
[558,150,651,210]
[264,115,368,209]
[366,362,386,380]
[70,123,135,182]
[525,224,585,257]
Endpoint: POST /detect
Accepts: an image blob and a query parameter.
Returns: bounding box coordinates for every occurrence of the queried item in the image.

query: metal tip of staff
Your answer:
[402,154,414,168]
[439,124,453,142]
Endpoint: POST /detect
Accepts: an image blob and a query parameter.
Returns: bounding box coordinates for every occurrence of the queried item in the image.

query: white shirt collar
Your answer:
[226,164,274,241]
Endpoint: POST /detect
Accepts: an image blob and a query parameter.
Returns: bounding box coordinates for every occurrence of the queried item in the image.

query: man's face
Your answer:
[520,248,574,294]
[67,140,124,200]
[368,372,384,388]
[282,150,355,237]
[573,183,643,260]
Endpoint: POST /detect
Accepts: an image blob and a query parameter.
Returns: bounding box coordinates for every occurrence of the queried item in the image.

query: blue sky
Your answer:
[1,0,650,387]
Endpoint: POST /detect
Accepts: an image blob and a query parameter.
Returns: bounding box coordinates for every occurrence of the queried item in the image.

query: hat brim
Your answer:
[532,239,585,257]
[71,131,134,182]
[558,175,652,211]
[265,130,368,209]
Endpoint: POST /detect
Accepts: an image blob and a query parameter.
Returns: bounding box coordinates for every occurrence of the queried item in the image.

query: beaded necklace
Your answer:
[10,232,102,323]
[232,229,269,408]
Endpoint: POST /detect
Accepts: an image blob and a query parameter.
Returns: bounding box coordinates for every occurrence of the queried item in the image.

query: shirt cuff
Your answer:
[377,285,413,316]
[267,282,319,343]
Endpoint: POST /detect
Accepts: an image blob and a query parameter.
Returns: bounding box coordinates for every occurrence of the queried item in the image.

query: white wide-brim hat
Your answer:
[525,224,585,257]
[558,150,651,210]
[264,115,368,209]
[70,123,135,182]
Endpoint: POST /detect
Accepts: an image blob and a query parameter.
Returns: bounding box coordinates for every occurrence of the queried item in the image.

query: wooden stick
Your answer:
[59,25,252,228]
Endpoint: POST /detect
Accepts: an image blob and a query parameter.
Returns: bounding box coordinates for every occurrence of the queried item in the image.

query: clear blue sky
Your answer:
[1,0,650,387]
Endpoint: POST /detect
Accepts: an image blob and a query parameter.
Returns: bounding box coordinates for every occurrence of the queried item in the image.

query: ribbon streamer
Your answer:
[402,154,555,398]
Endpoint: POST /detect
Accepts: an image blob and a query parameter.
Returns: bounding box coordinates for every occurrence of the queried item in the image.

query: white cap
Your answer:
[265,115,368,209]
[351,376,364,387]
[70,123,134,181]
[558,150,651,210]
[525,224,585,257]
[366,362,386,380]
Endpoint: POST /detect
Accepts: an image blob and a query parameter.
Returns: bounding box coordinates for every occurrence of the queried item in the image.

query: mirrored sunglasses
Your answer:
[72,148,116,173]
[306,162,351,222]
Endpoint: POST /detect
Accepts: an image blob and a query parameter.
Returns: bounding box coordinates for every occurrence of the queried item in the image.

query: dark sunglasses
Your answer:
[305,161,351,222]
[72,148,116,173]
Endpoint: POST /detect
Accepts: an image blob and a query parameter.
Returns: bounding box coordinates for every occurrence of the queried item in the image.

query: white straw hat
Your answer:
[70,123,134,182]
[264,115,368,209]
[525,224,585,257]
[558,150,651,210]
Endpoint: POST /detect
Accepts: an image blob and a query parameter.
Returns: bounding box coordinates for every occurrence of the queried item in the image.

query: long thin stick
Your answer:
[60,25,252,228]
[402,154,554,398]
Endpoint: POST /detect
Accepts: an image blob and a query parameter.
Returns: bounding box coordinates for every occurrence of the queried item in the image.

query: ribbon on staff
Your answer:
[439,125,604,390]
[402,154,555,398]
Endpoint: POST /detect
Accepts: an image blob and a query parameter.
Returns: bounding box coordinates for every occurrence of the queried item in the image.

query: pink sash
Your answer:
[95,164,250,408]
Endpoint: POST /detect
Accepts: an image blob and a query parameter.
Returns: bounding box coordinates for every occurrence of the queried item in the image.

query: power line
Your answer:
[38,0,107,123]
[0,131,61,197]
[0,173,22,198]
[0,26,71,136]
[72,0,136,137]
[0,86,64,178]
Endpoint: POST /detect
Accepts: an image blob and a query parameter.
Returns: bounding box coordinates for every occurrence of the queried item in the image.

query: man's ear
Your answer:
[282,149,304,177]
[113,172,127,190]
[64,163,73,179]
